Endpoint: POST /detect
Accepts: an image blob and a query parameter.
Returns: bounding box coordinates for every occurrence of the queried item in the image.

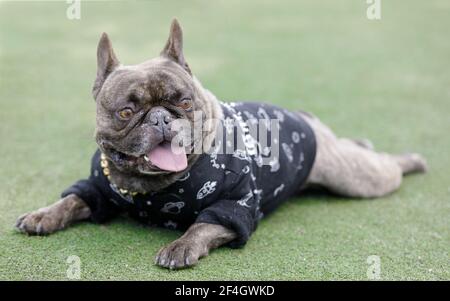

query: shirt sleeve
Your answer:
[61,151,121,223]
[195,167,261,248]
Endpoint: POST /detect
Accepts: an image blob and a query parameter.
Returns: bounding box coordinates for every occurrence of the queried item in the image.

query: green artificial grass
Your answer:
[0,0,448,280]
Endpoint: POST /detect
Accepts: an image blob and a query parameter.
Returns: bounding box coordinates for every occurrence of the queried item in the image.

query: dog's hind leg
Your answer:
[303,114,427,198]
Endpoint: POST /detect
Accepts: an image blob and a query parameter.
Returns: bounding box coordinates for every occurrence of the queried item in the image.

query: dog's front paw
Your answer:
[155,238,208,270]
[15,208,64,235]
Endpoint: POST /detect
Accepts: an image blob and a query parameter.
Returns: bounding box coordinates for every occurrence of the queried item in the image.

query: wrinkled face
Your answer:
[95,59,198,175]
[93,20,203,175]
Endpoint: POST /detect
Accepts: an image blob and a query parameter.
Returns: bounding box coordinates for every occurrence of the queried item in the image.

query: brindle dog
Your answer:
[16,19,427,269]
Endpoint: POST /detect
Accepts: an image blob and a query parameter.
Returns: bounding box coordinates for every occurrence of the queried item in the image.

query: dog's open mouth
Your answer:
[107,141,188,173]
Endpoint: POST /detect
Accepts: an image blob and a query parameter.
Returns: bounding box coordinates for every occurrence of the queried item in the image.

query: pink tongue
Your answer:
[147,141,188,172]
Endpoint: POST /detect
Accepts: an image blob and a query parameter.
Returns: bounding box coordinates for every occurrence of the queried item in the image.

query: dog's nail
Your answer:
[15,224,24,232]
[18,223,25,231]
[36,224,43,235]
[169,260,175,269]
[144,155,150,162]
[15,215,26,228]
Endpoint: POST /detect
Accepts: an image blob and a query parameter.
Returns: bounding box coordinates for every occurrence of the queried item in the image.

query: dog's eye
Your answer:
[177,98,193,111]
[117,108,134,120]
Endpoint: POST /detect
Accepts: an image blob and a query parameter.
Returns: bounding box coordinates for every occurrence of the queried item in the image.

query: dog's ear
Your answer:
[93,32,120,99]
[161,18,191,75]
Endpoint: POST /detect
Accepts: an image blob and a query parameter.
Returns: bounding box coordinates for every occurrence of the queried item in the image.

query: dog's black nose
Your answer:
[148,106,173,126]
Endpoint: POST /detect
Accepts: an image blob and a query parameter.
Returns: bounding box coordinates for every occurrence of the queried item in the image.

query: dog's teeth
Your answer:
[144,155,150,162]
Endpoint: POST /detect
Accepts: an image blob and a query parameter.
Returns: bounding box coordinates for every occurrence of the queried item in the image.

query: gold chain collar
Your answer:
[100,153,146,197]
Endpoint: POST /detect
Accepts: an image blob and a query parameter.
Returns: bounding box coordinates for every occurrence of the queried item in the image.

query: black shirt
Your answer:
[62,102,316,247]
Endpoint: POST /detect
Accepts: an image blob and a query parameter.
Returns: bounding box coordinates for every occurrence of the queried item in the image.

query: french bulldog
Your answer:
[16,19,427,270]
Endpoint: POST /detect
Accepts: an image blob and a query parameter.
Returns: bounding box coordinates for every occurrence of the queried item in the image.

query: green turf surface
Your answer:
[0,0,449,280]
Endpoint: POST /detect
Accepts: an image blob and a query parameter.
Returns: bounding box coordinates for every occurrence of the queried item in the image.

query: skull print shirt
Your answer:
[62,101,316,248]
